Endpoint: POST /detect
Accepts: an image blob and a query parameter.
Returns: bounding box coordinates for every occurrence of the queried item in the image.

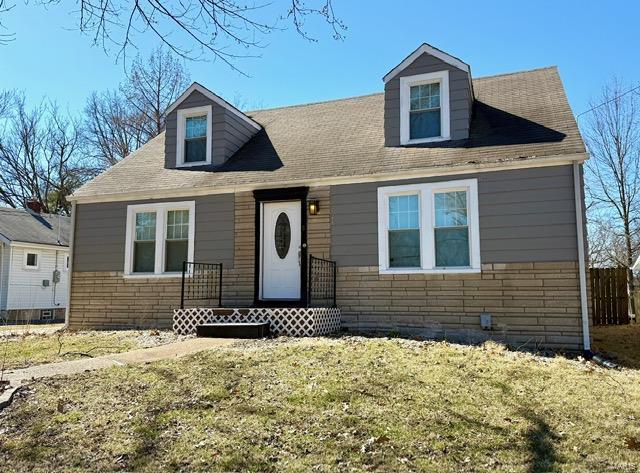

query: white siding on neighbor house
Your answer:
[0,243,10,310]
[5,246,69,311]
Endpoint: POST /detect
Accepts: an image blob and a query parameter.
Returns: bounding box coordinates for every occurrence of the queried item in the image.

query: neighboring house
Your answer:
[0,203,70,322]
[67,43,591,351]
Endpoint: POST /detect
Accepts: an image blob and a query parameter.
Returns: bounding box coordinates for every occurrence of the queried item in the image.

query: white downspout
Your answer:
[64,202,76,329]
[573,161,591,352]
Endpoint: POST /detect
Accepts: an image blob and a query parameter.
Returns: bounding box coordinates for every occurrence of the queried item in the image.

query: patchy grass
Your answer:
[1,337,639,472]
[0,330,182,370]
[592,323,640,369]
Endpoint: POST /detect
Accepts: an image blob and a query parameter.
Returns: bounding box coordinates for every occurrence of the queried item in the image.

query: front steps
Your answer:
[196,322,271,339]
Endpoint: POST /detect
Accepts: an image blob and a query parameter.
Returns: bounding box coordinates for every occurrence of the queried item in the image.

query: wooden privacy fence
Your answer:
[590,267,629,325]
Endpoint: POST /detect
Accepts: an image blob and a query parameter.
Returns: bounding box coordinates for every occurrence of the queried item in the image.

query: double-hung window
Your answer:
[378,179,480,273]
[400,70,450,145]
[176,106,212,167]
[124,201,195,277]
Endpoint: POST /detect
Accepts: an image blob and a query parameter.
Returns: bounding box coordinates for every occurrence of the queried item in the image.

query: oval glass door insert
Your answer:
[274,212,291,259]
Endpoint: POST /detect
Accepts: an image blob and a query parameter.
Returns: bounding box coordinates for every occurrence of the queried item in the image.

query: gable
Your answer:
[384,50,474,145]
[383,43,471,83]
[164,85,261,169]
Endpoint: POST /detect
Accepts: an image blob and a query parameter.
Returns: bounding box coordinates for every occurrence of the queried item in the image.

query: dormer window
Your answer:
[176,105,212,167]
[400,71,450,145]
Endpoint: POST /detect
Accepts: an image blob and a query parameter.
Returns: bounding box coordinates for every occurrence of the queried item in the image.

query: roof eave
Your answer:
[68,152,588,204]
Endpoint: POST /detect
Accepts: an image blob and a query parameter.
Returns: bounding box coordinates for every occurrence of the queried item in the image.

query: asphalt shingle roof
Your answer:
[0,208,70,247]
[72,66,585,201]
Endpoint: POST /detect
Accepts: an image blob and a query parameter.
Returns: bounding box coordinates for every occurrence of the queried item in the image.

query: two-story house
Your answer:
[66,43,590,351]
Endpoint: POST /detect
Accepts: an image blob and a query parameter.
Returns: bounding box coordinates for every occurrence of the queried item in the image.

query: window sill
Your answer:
[401,135,450,145]
[379,267,481,275]
[176,161,209,168]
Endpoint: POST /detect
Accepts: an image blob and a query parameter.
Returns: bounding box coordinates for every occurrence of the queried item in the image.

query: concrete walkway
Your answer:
[0,337,236,408]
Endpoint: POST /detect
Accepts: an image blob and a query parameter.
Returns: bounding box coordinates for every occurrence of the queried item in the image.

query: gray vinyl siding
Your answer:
[164,90,257,168]
[73,194,234,272]
[384,52,472,146]
[331,165,579,266]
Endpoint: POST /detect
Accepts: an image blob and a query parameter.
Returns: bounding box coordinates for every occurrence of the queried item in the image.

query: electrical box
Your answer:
[42,279,50,287]
[480,312,492,330]
[52,269,61,283]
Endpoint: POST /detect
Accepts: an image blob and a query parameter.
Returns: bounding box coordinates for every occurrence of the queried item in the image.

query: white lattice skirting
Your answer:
[173,307,342,337]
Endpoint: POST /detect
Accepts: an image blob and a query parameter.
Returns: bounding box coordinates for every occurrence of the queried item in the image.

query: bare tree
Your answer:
[1,1,345,70]
[584,79,640,312]
[121,48,190,139]
[83,48,189,168]
[84,90,145,168]
[0,93,92,214]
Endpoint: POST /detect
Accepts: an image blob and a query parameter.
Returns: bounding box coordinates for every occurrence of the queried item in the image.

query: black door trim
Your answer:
[253,187,309,307]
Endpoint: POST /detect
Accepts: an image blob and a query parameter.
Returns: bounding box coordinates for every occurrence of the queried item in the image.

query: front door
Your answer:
[261,201,302,300]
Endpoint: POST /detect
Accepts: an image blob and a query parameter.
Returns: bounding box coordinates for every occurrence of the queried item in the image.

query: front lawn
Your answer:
[0,330,182,370]
[1,337,639,472]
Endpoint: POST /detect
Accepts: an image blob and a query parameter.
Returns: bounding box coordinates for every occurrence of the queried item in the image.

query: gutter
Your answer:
[573,161,591,353]
[64,202,76,329]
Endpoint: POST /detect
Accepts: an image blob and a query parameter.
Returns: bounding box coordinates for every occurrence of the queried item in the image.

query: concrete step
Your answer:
[196,322,271,339]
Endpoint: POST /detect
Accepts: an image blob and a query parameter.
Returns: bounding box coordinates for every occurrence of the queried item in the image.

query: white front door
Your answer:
[261,201,302,300]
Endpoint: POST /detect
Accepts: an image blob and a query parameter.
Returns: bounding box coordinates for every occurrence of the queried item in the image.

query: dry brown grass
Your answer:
[1,336,639,472]
[592,323,640,369]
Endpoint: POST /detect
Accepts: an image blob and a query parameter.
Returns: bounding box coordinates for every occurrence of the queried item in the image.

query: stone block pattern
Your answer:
[337,262,585,351]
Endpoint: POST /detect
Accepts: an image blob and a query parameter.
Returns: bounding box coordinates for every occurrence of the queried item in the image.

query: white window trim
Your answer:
[63,254,69,271]
[124,201,196,278]
[24,250,40,270]
[176,106,212,168]
[400,70,450,145]
[377,179,480,274]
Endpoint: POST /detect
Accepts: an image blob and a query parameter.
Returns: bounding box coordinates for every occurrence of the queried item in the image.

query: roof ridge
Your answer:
[247,67,558,113]
[246,92,383,114]
[473,65,558,81]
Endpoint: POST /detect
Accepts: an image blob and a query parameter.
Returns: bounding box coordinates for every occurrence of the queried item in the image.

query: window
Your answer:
[434,191,469,267]
[64,255,70,270]
[409,83,440,139]
[124,201,195,277]
[176,106,212,167]
[185,116,207,163]
[165,209,189,272]
[388,194,420,268]
[24,251,39,269]
[133,212,157,273]
[400,71,450,145]
[377,179,480,274]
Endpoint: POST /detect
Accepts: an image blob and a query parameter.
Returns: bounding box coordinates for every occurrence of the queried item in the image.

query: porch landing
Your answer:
[173,307,341,337]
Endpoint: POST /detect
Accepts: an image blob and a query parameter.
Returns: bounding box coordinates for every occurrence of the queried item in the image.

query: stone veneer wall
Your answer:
[337,262,585,351]
[68,187,333,329]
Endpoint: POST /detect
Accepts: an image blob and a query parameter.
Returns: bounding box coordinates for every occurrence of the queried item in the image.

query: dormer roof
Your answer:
[383,43,474,102]
[166,82,261,131]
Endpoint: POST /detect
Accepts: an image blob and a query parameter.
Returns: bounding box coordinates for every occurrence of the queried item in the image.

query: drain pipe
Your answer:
[573,161,591,354]
[64,202,76,329]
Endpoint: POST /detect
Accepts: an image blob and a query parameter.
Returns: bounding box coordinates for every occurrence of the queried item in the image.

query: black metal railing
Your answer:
[180,262,223,309]
[308,255,337,307]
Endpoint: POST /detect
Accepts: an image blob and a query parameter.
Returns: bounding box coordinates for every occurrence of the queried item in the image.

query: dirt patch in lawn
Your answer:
[592,323,640,369]
[1,336,639,472]
[0,330,188,371]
